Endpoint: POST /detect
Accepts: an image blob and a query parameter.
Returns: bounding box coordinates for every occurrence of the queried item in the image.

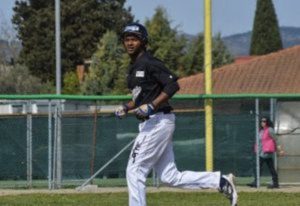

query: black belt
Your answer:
[156,109,171,114]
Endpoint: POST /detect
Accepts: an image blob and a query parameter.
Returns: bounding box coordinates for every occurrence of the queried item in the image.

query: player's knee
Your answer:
[126,165,134,179]
[126,165,141,180]
[160,171,180,186]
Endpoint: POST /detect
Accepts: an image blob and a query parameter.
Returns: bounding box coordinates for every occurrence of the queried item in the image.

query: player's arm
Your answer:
[152,92,170,109]
[134,82,179,119]
[150,61,180,109]
[152,80,180,109]
[115,100,136,119]
[135,64,180,118]
[124,100,136,111]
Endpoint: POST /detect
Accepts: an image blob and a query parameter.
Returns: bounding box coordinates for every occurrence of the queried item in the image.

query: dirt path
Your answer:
[0,185,300,196]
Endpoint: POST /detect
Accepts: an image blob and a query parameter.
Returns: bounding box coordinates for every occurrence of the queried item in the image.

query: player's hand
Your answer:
[135,103,155,120]
[115,104,128,119]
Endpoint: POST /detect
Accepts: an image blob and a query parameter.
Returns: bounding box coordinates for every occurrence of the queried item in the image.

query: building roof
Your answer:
[178,46,300,94]
[234,56,257,64]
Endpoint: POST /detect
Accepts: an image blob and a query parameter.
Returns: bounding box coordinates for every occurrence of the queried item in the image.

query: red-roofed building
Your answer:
[178,46,300,94]
[177,46,300,184]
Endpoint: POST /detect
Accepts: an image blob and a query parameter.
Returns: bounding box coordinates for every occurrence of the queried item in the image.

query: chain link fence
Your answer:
[0,94,299,189]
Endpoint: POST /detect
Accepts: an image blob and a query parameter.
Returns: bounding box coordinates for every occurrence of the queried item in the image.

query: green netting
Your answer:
[0,116,27,180]
[32,116,50,179]
[0,104,257,182]
[0,94,299,188]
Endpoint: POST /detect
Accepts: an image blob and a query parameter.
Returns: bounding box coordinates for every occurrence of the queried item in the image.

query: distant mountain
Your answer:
[1,27,300,63]
[222,26,300,57]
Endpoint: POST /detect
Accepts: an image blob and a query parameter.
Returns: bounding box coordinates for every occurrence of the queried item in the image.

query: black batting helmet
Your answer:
[121,23,148,43]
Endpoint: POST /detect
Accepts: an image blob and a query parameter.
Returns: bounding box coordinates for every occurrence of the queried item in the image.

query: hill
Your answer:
[223,26,300,56]
[1,27,300,62]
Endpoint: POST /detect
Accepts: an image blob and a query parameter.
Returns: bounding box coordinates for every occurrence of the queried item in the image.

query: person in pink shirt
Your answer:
[247,117,279,188]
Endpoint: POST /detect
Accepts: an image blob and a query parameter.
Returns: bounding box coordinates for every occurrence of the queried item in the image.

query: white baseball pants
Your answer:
[126,113,221,206]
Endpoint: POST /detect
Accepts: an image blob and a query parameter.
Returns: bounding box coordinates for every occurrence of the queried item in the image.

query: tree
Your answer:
[250,0,282,55]
[0,64,53,94]
[212,33,234,69]
[184,33,233,75]
[81,31,129,95]
[12,0,133,81]
[0,12,20,65]
[144,7,232,77]
[82,6,233,95]
[145,7,186,76]
[62,71,80,94]
[183,34,205,76]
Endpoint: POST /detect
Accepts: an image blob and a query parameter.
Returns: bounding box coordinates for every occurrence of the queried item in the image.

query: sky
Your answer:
[1,0,300,37]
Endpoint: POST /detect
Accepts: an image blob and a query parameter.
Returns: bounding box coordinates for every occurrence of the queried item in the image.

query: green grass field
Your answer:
[0,192,300,206]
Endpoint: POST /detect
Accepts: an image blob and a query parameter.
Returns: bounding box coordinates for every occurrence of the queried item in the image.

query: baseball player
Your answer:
[115,23,238,206]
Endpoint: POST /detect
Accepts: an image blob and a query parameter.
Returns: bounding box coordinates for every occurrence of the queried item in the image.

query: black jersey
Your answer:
[127,51,180,113]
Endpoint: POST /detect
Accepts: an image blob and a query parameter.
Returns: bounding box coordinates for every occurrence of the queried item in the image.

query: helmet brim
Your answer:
[121,32,148,44]
[122,32,142,39]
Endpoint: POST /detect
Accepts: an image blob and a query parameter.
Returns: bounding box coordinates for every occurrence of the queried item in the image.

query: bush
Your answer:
[0,64,54,94]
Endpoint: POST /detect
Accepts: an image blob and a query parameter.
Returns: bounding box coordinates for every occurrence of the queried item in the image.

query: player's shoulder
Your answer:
[143,52,165,67]
[136,52,164,71]
[139,51,159,62]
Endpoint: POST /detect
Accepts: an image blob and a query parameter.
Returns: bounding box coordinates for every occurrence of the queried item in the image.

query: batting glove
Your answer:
[115,104,129,119]
[135,103,155,120]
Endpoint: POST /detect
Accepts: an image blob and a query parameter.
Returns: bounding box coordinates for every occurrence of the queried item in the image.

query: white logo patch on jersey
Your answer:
[136,71,145,77]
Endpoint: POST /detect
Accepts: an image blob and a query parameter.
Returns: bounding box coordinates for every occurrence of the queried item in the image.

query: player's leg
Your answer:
[126,114,176,206]
[219,173,238,206]
[154,142,220,189]
[153,121,237,206]
[126,133,149,206]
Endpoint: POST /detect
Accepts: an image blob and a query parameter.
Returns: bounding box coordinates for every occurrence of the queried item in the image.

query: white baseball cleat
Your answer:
[219,173,238,206]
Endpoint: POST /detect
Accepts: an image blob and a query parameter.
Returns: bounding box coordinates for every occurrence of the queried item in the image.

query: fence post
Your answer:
[152,168,159,188]
[55,101,62,189]
[255,98,260,188]
[26,101,32,188]
[48,100,52,189]
[52,104,57,189]
[90,101,98,182]
[57,101,62,188]
[53,100,62,189]
[270,98,278,170]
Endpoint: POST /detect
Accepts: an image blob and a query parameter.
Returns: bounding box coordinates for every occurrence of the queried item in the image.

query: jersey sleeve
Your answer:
[148,61,180,97]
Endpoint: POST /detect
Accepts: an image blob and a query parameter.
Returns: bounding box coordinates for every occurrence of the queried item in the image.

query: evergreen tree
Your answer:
[184,33,233,75]
[13,0,133,81]
[82,6,234,95]
[183,34,204,75]
[144,7,232,77]
[62,71,80,94]
[212,33,234,69]
[250,0,282,55]
[145,7,186,76]
[81,31,128,95]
